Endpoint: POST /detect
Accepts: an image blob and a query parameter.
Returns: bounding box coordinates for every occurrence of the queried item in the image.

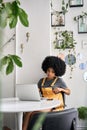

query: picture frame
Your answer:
[56,39,64,49]
[78,16,87,33]
[69,0,83,7]
[54,31,74,49]
[51,12,65,27]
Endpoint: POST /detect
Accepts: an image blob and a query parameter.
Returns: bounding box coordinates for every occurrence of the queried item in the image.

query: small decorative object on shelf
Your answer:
[69,0,83,7]
[74,12,87,33]
[51,12,65,27]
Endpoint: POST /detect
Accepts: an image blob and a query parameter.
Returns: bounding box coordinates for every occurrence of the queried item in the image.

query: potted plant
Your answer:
[77,106,87,130]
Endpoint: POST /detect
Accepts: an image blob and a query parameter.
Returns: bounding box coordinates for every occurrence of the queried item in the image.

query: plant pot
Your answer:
[77,107,87,130]
[76,118,87,130]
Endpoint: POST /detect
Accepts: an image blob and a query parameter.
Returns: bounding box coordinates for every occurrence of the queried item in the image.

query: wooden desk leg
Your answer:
[18,112,23,130]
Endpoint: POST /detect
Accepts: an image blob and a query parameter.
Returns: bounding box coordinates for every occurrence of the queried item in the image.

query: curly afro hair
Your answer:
[42,56,66,76]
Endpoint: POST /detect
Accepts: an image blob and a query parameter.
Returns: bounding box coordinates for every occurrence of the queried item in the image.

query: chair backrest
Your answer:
[27,108,78,130]
[62,92,65,107]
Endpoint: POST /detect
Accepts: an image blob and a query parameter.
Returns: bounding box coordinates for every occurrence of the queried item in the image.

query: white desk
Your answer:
[0,98,60,130]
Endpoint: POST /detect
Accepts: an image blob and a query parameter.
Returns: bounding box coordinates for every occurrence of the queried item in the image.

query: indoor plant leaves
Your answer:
[6,58,14,75]
[0,56,9,70]
[78,107,87,120]
[18,8,29,27]
[0,54,22,75]
[0,0,2,3]
[0,8,8,28]
[10,55,22,67]
[0,0,29,28]
[9,15,18,28]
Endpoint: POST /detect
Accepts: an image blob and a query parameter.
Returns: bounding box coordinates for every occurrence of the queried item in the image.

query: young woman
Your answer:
[22,56,70,130]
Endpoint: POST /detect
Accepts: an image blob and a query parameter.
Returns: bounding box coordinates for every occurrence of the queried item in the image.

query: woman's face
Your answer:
[46,68,56,79]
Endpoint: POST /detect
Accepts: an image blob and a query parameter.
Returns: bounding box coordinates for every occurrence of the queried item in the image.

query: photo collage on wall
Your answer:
[51,0,87,80]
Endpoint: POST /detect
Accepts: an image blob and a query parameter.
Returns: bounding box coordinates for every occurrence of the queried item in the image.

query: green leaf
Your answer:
[0,0,3,3]
[10,55,21,60]
[18,8,29,27]
[11,1,18,16]
[32,113,47,130]
[62,6,65,11]
[5,3,12,16]
[6,58,14,75]
[0,56,8,70]
[0,8,8,28]
[16,0,20,5]
[62,0,65,5]
[9,15,18,28]
[0,56,8,65]
[74,17,77,21]
[66,3,68,9]
[10,55,22,67]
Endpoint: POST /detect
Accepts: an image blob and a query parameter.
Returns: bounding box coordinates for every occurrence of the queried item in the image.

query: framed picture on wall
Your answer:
[54,31,74,49]
[51,12,65,27]
[56,39,64,49]
[78,16,87,33]
[69,0,83,7]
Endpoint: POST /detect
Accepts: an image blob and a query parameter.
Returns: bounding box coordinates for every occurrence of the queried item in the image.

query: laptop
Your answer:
[16,84,41,101]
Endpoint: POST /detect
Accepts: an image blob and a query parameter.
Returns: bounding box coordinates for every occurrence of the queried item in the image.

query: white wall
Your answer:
[16,0,51,84]
[16,0,87,108]
[1,27,16,98]
[0,27,16,129]
[51,0,87,107]
[1,0,50,129]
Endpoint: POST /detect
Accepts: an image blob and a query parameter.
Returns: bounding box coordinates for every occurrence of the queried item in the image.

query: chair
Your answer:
[27,108,78,130]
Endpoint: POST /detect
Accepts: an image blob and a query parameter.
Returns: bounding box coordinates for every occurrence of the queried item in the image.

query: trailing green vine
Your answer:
[61,0,69,15]
[54,30,77,50]
[51,0,69,15]
[74,12,87,22]
[53,30,77,79]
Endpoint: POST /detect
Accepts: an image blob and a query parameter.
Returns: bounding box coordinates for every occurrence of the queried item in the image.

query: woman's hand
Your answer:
[53,87,62,94]
[53,87,71,95]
